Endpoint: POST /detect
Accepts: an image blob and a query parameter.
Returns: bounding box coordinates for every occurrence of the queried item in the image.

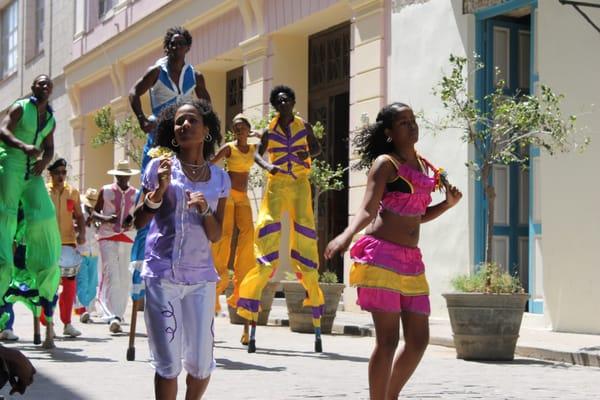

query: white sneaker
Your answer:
[63,324,82,337]
[0,329,19,341]
[109,319,122,333]
[79,312,91,324]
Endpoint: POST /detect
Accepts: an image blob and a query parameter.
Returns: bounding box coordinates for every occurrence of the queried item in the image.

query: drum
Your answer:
[59,245,82,277]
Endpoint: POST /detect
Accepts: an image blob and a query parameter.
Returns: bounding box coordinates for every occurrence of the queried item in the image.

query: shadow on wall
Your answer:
[451,0,470,52]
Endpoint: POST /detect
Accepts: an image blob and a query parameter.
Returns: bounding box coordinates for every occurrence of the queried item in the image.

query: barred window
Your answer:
[35,0,44,53]
[1,1,18,77]
[99,0,114,18]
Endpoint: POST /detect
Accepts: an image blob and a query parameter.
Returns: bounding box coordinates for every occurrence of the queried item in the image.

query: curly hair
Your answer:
[353,102,410,171]
[47,157,67,171]
[155,99,222,160]
[163,26,192,51]
[269,85,296,108]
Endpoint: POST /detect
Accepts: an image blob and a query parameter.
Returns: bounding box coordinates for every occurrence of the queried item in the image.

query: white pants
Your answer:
[144,278,216,380]
[97,240,132,321]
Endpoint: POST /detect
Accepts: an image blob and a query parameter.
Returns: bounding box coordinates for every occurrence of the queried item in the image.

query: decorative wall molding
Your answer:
[462,0,504,14]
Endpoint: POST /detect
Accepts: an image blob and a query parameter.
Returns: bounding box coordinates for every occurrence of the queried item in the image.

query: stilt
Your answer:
[240,320,249,345]
[248,320,257,353]
[33,311,41,345]
[313,318,322,353]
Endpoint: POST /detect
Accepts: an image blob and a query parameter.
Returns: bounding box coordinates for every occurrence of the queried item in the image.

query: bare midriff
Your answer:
[229,170,250,192]
[364,209,421,248]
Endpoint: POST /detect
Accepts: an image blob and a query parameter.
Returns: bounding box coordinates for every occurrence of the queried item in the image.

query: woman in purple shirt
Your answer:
[134,99,230,400]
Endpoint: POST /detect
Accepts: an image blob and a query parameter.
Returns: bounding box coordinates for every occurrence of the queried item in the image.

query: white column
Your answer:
[345,0,389,311]
[70,116,86,191]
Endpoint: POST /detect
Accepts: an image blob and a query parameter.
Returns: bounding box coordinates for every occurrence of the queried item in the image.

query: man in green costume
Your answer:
[0,75,61,349]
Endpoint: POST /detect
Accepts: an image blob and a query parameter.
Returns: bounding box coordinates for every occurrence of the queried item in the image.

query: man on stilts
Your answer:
[0,75,61,349]
[128,26,211,305]
[236,85,325,353]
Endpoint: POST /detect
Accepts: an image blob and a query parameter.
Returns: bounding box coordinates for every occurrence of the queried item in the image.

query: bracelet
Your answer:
[200,206,213,216]
[144,193,163,209]
[143,202,159,214]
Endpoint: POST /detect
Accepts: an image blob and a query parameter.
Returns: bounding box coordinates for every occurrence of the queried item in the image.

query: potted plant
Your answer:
[432,55,586,360]
[443,263,528,360]
[281,120,346,334]
[282,270,345,334]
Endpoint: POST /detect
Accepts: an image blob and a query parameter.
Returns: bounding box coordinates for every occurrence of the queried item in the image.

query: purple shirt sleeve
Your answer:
[142,158,160,192]
[219,168,231,199]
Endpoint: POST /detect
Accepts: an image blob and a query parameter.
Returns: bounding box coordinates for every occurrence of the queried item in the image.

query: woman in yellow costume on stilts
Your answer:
[211,114,258,345]
[236,85,325,353]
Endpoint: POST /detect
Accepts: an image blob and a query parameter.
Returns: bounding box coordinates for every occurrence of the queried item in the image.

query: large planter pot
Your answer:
[443,292,529,361]
[225,281,278,326]
[281,281,345,334]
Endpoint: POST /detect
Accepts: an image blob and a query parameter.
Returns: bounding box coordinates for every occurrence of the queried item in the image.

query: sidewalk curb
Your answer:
[267,317,600,368]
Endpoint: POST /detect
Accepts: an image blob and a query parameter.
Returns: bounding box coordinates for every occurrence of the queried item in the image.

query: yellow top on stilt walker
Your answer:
[267,115,311,179]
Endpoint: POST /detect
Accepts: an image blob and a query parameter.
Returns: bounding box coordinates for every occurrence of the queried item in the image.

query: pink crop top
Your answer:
[379,154,439,217]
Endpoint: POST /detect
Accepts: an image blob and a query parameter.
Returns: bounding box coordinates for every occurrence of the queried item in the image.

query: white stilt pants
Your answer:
[97,239,132,321]
[144,278,216,379]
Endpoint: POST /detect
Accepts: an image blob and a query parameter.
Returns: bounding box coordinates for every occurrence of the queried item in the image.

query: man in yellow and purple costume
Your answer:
[236,85,325,353]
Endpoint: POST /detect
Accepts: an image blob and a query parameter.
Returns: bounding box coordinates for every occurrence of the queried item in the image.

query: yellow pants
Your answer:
[212,189,255,312]
[237,175,324,324]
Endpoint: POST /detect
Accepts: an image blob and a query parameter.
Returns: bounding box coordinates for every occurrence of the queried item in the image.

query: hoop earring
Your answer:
[386,136,392,143]
[205,133,213,142]
[171,138,179,147]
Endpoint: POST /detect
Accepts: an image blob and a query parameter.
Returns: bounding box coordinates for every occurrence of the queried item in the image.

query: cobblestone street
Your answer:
[2,303,598,399]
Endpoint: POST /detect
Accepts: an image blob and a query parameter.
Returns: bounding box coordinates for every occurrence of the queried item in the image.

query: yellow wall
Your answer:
[201,69,227,143]
[82,116,117,192]
[270,34,309,119]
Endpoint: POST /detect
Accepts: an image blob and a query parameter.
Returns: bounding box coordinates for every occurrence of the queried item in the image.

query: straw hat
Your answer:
[232,113,251,128]
[81,188,99,208]
[107,160,140,176]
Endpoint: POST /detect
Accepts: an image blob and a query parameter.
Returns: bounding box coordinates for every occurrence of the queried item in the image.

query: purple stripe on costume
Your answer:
[257,251,279,265]
[272,156,290,165]
[291,129,308,143]
[269,145,306,154]
[290,250,318,269]
[294,222,317,239]
[269,134,289,146]
[290,145,306,152]
[237,298,260,312]
[287,153,310,169]
[258,222,281,238]
[312,305,324,319]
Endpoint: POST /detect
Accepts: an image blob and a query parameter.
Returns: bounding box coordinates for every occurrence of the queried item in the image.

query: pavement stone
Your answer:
[0,299,598,399]
[268,298,600,367]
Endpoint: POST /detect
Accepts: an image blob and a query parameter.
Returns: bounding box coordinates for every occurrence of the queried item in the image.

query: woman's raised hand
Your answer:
[157,157,172,193]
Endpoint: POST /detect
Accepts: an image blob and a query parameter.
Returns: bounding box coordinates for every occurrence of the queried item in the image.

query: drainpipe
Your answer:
[49,0,53,78]
[19,0,24,97]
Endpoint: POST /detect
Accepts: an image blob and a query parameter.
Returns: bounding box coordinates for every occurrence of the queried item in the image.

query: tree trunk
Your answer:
[250,186,260,212]
[481,164,496,288]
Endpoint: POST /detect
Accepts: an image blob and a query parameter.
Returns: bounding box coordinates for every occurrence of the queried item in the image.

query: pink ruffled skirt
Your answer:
[350,235,430,315]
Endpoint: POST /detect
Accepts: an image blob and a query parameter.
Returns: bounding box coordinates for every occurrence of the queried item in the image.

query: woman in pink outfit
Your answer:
[325,103,462,399]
